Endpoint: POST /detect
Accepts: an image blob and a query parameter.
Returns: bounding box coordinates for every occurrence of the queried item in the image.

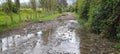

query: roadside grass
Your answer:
[32,13,61,21]
[0,13,61,31]
[73,12,87,24]
[0,9,61,31]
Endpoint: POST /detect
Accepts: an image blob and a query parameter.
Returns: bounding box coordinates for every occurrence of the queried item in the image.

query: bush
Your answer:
[117,25,120,39]
[37,10,42,13]
[77,0,91,20]
[2,2,18,14]
[77,0,120,39]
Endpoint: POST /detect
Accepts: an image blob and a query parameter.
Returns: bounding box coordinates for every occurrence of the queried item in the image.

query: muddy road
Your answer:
[0,13,118,54]
[0,13,80,54]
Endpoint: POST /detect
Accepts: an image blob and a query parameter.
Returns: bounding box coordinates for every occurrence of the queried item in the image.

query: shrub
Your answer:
[77,0,120,39]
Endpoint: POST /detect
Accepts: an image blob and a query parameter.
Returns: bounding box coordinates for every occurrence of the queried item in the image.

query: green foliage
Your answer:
[66,5,76,12]
[89,0,120,38]
[37,10,42,13]
[57,7,62,13]
[30,0,36,11]
[39,0,58,14]
[0,9,40,25]
[117,25,120,38]
[77,0,91,20]
[114,43,120,51]
[77,0,120,39]
[32,13,61,21]
[57,0,68,8]
[0,11,61,31]
[2,2,18,14]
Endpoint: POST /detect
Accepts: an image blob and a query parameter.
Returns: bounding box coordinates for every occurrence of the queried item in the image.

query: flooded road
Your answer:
[0,13,80,54]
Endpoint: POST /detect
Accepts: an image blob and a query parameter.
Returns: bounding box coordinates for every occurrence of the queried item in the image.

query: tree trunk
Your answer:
[18,9,21,22]
[35,10,37,18]
[10,11,14,22]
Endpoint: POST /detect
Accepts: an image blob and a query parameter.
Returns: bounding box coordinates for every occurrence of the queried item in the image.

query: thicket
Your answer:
[77,0,120,40]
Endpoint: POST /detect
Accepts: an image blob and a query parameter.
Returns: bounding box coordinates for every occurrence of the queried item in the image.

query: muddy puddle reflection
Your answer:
[1,20,80,54]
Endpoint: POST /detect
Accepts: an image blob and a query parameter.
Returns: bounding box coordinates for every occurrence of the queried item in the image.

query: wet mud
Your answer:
[0,13,118,54]
[0,13,80,54]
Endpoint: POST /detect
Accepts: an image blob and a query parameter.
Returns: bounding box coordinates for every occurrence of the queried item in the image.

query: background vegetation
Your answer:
[0,0,68,31]
[76,0,120,40]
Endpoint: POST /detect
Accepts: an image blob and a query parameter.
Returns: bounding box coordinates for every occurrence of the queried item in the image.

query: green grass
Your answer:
[0,9,42,24]
[73,12,87,25]
[32,13,61,21]
[114,43,120,52]
[0,9,61,31]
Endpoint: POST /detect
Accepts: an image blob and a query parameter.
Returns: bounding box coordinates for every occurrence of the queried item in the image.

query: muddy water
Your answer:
[0,20,80,54]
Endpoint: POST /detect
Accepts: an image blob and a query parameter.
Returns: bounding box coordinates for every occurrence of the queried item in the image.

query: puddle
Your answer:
[46,20,80,54]
[1,20,80,54]
[1,33,35,51]
[37,31,42,39]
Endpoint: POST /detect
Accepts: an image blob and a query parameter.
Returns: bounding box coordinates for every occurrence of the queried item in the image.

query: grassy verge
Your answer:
[73,12,87,25]
[32,13,61,21]
[0,13,61,32]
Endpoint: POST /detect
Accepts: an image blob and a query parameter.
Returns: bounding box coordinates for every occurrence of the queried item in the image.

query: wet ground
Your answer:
[77,28,119,54]
[0,13,80,54]
[0,13,118,54]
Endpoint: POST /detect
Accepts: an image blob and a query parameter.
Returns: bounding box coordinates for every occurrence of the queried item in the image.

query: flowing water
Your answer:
[0,19,80,54]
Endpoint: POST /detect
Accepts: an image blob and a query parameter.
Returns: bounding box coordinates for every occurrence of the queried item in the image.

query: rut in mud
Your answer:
[0,13,80,54]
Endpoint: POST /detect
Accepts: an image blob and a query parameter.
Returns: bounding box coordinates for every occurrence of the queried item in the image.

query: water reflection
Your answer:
[37,31,42,39]
[48,20,80,54]
[30,20,80,54]
[2,33,35,52]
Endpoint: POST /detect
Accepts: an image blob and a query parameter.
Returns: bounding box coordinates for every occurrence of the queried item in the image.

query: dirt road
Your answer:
[0,13,118,54]
[0,13,80,54]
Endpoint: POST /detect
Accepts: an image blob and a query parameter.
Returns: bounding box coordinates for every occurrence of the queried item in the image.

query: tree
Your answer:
[15,0,21,22]
[57,0,68,12]
[57,0,67,8]
[39,0,50,15]
[7,0,14,22]
[47,0,58,14]
[30,0,37,18]
[39,0,45,14]
[39,0,58,15]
